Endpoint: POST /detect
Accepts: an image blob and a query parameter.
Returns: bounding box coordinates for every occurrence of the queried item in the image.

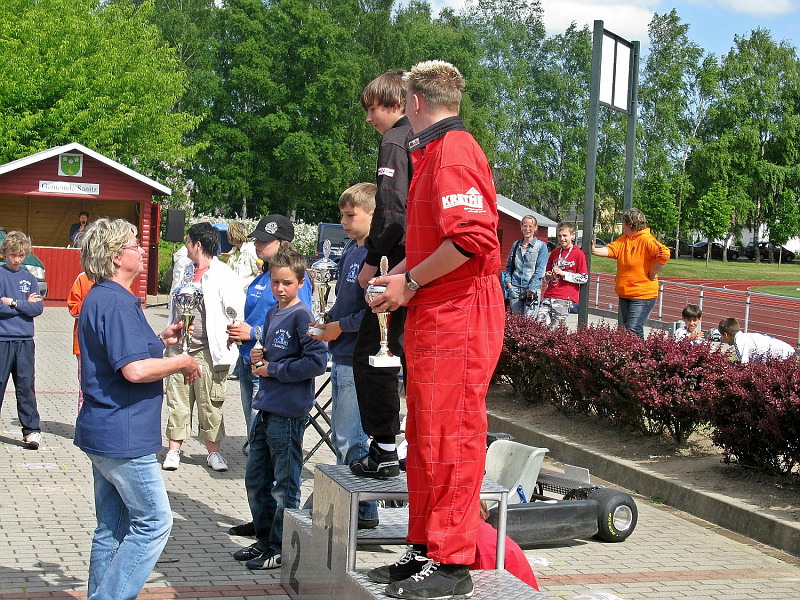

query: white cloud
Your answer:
[709,1,797,17]
[540,1,656,42]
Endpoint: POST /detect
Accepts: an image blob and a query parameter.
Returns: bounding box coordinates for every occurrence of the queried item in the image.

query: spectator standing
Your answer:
[537,221,588,327]
[66,272,94,412]
[505,215,547,317]
[591,208,670,339]
[366,60,506,599]
[225,221,260,292]
[351,69,413,479]
[232,246,327,570]
[162,222,245,472]
[718,317,796,363]
[0,231,44,449]
[69,210,89,246]
[75,218,200,599]
[308,183,379,528]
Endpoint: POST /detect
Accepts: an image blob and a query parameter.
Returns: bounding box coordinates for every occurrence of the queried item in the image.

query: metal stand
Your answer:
[303,365,334,464]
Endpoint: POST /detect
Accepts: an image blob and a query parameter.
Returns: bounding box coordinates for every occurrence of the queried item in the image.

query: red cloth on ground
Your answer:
[469,520,539,590]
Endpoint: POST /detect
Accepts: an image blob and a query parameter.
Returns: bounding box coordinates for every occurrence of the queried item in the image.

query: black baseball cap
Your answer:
[249,214,294,243]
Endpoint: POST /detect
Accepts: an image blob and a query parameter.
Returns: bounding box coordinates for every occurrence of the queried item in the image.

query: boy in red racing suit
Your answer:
[364,60,505,600]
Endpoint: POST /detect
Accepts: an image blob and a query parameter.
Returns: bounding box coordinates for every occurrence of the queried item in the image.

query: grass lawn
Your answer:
[750,285,800,298]
[589,255,800,281]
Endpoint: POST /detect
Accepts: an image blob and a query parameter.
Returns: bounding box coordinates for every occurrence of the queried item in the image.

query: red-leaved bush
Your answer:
[495,314,799,473]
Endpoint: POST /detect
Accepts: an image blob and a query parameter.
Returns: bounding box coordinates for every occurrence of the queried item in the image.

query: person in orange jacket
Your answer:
[591,208,670,339]
[67,272,94,412]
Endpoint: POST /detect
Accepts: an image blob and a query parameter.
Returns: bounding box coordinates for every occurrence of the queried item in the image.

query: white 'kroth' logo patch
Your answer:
[442,187,485,212]
[377,167,395,177]
[264,221,278,234]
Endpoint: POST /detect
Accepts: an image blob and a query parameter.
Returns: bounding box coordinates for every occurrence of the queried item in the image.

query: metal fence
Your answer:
[588,273,800,347]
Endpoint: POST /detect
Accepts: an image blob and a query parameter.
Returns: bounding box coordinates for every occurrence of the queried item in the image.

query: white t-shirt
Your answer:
[733,331,796,363]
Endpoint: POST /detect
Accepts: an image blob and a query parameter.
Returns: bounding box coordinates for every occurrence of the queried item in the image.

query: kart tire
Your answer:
[590,487,637,542]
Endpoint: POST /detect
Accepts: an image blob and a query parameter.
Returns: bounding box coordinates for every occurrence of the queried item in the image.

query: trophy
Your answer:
[226,307,242,345]
[366,256,401,368]
[307,239,338,336]
[252,325,265,368]
[172,283,203,353]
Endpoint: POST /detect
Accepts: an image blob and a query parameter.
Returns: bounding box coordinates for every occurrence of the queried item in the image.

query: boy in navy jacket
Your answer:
[0,231,44,449]
[232,246,327,570]
[309,182,379,527]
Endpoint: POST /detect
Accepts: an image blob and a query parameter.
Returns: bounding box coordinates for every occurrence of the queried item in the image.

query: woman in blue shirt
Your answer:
[75,219,201,600]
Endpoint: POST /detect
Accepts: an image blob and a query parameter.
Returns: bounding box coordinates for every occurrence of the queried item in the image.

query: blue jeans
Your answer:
[86,452,172,600]
[330,362,378,521]
[246,411,307,553]
[619,297,657,339]
[508,286,537,318]
[237,356,260,439]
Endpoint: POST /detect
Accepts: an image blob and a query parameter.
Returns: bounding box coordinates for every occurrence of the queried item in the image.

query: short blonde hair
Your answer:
[361,69,407,111]
[1,231,32,256]
[339,183,376,213]
[403,60,464,112]
[623,208,647,232]
[227,221,250,245]
[557,221,575,234]
[80,218,137,280]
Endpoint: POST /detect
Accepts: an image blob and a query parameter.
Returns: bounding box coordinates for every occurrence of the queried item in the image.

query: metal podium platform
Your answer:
[281,465,551,599]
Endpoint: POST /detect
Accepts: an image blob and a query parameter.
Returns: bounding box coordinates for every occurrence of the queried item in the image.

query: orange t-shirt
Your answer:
[66,273,94,355]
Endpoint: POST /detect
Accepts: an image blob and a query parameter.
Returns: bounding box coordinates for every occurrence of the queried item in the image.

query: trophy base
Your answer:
[369,354,401,368]
[308,326,325,336]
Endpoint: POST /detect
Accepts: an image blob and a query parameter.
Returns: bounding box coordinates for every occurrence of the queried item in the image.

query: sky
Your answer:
[425,0,800,57]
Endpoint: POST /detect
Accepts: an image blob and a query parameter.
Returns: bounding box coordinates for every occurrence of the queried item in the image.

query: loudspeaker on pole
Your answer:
[165,209,185,242]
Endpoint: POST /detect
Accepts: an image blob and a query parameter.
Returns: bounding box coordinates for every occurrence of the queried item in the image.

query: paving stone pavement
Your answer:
[1,304,799,599]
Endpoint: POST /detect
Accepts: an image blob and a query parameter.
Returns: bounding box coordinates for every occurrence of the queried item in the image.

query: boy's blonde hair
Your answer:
[361,69,407,111]
[557,221,575,234]
[403,60,464,112]
[339,182,377,213]
[718,317,741,337]
[269,243,306,284]
[0,231,32,256]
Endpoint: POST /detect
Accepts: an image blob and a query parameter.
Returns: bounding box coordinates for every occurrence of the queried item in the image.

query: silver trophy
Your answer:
[172,283,203,353]
[366,256,401,368]
[252,325,265,368]
[226,306,242,345]
[307,239,338,336]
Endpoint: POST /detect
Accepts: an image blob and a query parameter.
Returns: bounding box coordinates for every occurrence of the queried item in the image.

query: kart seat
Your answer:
[484,440,549,505]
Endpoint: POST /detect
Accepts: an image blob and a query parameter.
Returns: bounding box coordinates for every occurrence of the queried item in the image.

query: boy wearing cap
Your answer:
[351,69,413,479]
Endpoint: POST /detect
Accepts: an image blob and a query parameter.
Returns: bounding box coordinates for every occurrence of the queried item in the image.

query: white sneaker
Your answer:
[207,451,229,472]
[162,449,181,471]
[24,432,42,450]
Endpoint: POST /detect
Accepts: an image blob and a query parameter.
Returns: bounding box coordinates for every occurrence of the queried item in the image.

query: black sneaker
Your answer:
[233,543,265,561]
[350,444,400,479]
[246,549,281,570]
[368,546,429,584]
[228,522,255,536]
[385,561,473,599]
[358,517,379,529]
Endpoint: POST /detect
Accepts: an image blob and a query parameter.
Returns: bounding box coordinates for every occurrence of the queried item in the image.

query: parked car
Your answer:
[0,228,48,297]
[692,241,739,261]
[316,223,349,263]
[744,241,795,262]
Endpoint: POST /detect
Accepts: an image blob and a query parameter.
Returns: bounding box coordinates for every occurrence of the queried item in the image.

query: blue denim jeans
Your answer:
[237,356,260,439]
[330,362,378,521]
[85,452,172,600]
[246,411,308,553]
[619,297,657,339]
[508,286,537,318]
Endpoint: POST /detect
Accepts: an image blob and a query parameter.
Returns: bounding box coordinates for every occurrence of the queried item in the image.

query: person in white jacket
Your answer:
[225,222,260,292]
[718,317,796,363]
[163,222,245,472]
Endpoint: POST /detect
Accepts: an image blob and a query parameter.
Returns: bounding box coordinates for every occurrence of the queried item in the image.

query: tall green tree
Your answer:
[0,0,198,174]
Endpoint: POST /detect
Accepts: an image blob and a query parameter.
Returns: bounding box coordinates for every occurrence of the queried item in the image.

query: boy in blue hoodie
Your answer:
[309,182,379,528]
[232,246,327,570]
[0,231,44,449]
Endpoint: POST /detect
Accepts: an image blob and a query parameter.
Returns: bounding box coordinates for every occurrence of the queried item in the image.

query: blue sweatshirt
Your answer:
[252,301,328,417]
[238,270,313,361]
[326,244,367,366]
[0,265,43,340]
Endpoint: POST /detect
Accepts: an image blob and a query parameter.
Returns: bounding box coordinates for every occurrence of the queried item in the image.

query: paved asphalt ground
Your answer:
[1,303,799,599]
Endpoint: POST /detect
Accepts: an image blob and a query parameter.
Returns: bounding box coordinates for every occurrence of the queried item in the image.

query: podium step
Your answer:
[345,569,550,600]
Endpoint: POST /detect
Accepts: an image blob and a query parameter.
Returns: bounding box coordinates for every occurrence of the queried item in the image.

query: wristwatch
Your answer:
[9,299,17,309]
[405,271,421,291]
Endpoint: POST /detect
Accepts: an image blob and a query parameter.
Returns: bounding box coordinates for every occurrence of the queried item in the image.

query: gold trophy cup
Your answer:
[366,256,401,368]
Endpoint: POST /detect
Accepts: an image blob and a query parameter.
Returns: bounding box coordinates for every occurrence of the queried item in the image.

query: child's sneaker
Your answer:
[368,546,429,583]
[24,432,41,450]
[385,561,473,599]
[207,451,229,471]
[350,443,400,479]
[162,449,181,471]
[246,549,281,570]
